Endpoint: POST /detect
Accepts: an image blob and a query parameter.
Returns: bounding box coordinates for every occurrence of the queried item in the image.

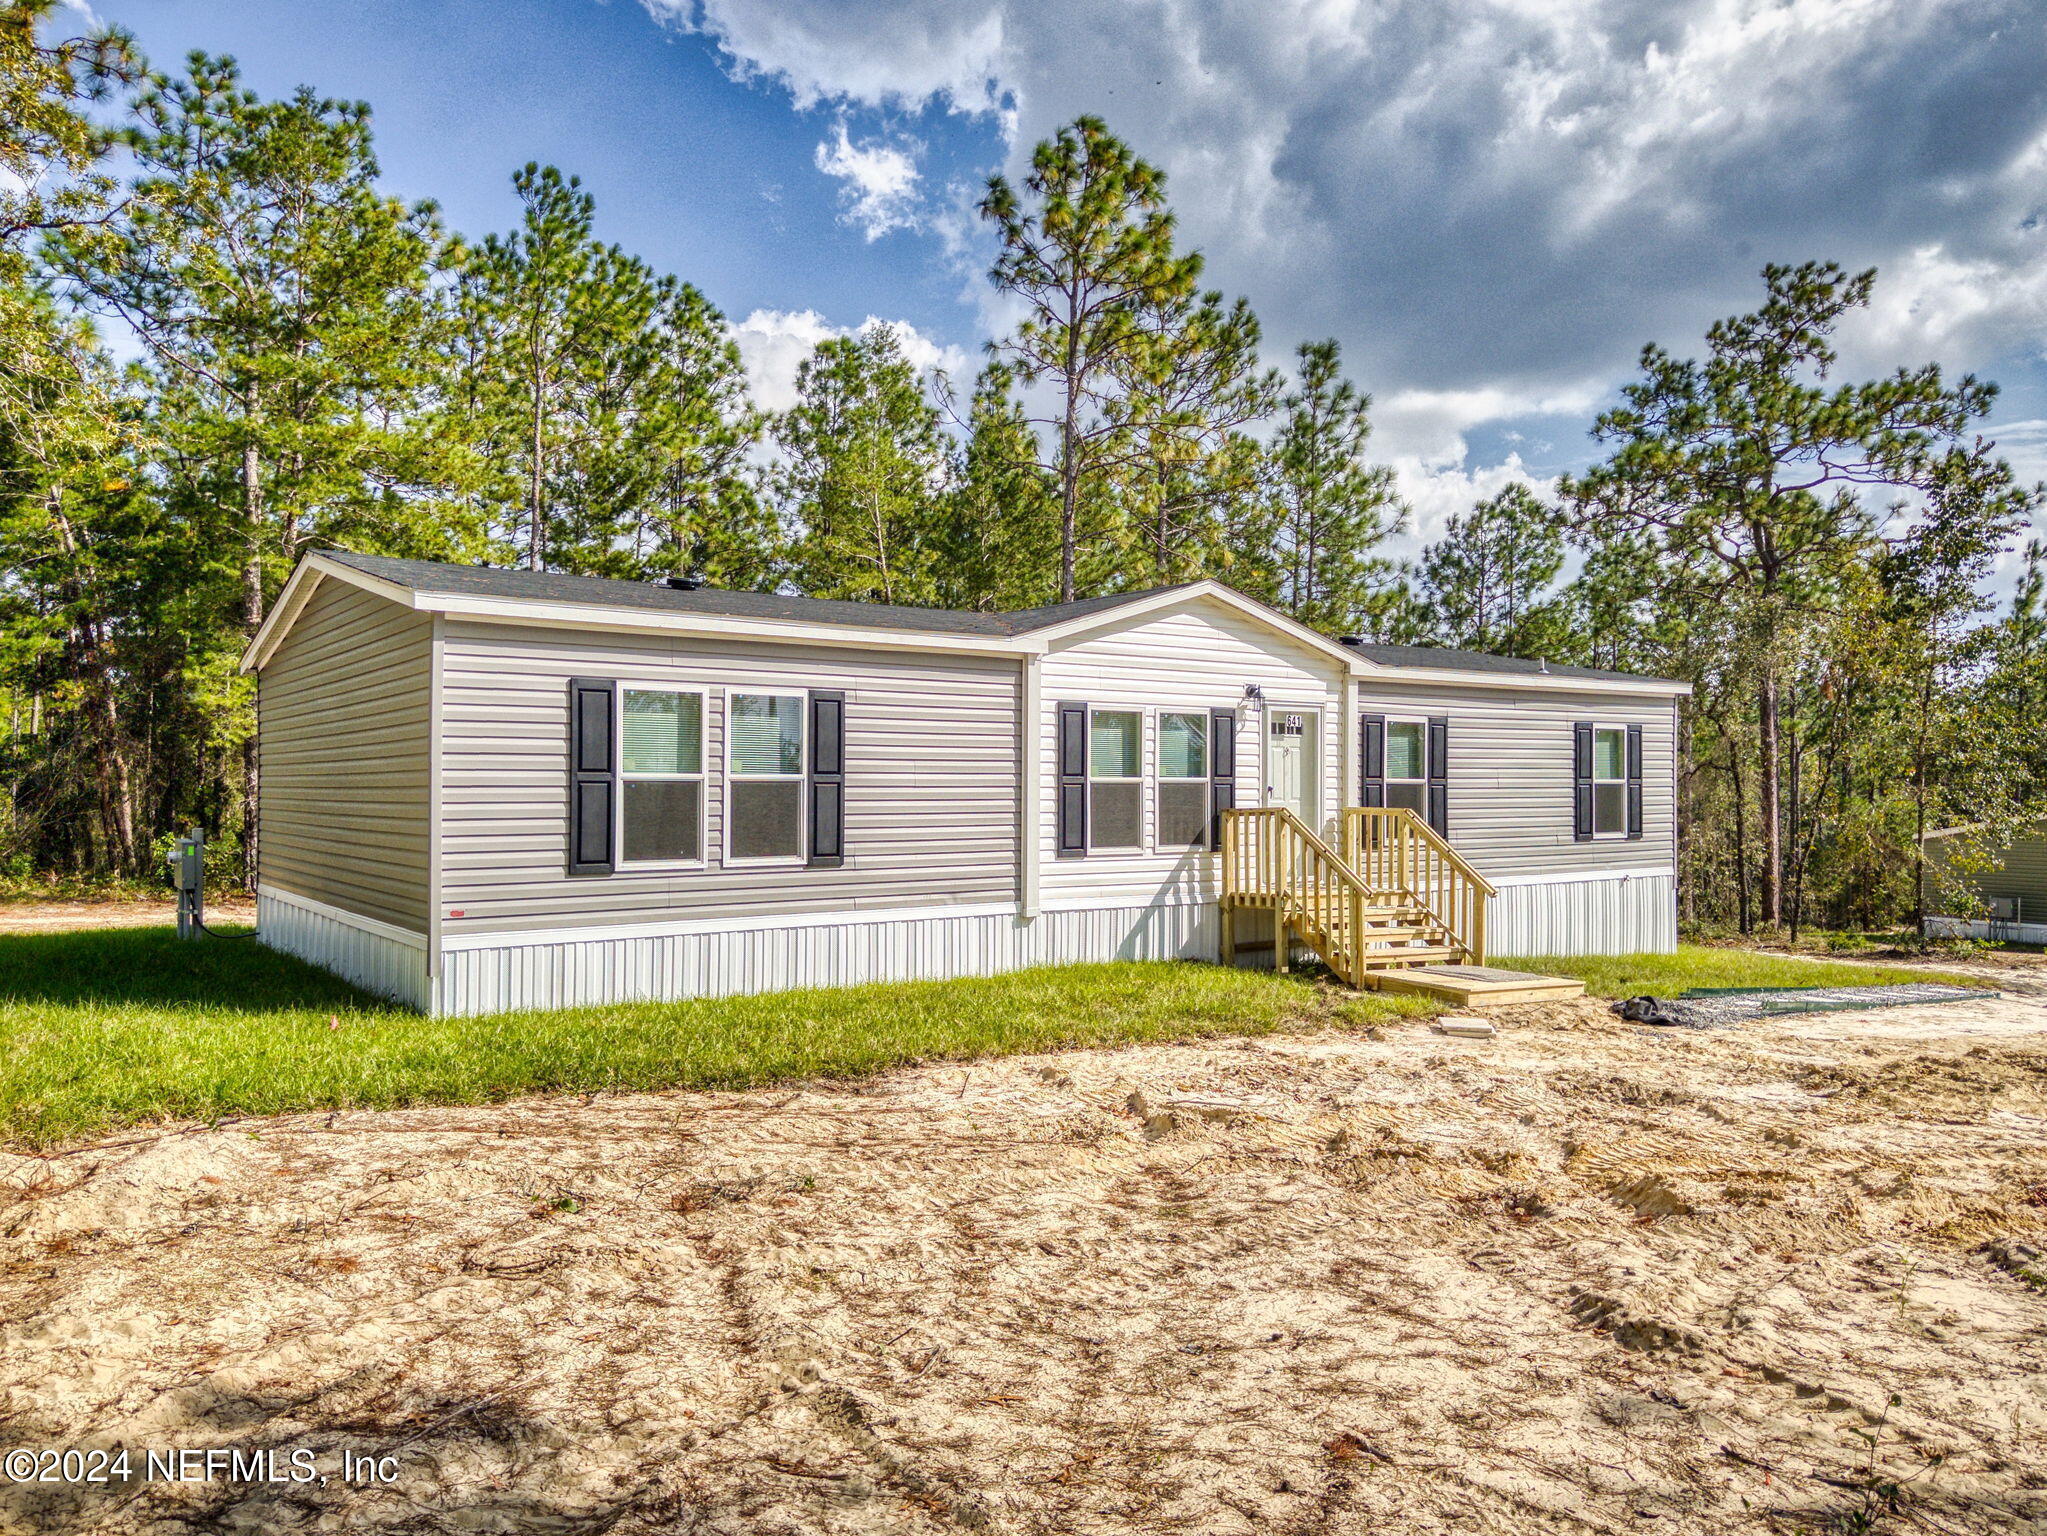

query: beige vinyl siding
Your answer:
[439,622,1020,933]
[257,578,433,931]
[1353,680,1676,881]
[1037,600,1348,909]
[1928,823,2047,912]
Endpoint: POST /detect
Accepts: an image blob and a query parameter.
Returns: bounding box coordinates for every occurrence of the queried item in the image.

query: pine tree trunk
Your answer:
[50,492,139,873]
[1911,670,1934,936]
[1153,462,1170,583]
[870,461,893,604]
[92,686,138,872]
[1676,706,1692,925]
[242,392,267,892]
[528,363,546,571]
[1756,662,1782,927]
[1786,703,1802,940]
[1058,385,1079,603]
[1731,753,1751,934]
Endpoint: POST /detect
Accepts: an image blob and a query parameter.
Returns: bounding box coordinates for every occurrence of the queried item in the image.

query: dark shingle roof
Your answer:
[316,551,1686,687]
[1344,641,1688,688]
[324,551,1190,637]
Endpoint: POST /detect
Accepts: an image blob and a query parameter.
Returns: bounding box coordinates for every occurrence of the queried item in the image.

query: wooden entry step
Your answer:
[1367,965,1586,1006]
[1354,945,1463,967]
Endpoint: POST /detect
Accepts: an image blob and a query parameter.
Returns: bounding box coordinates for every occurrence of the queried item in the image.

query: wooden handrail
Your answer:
[1341,807,1494,964]
[1220,806,1478,984]
[1343,807,1497,896]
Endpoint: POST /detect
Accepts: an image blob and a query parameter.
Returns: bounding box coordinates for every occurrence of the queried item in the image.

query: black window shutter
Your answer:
[1208,708,1236,846]
[1426,715,1449,836]
[567,677,616,876]
[808,690,845,867]
[1625,722,1644,840]
[1359,713,1386,807]
[1056,702,1089,858]
[1572,721,1594,842]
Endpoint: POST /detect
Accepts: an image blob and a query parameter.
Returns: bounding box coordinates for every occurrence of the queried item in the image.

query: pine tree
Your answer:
[0,0,137,249]
[458,164,768,581]
[931,365,1060,610]
[1407,484,1567,655]
[1266,339,1404,634]
[636,281,774,589]
[1562,261,2033,926]
[774,324,945,605]
[462,163,630,572]
[49,53,479,877]
[1110,289,1279,585]
[980,117,1200,601]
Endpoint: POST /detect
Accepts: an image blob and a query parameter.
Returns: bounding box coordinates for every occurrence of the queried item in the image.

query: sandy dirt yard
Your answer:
[2,985,2045,1534]
[0,900,257,934]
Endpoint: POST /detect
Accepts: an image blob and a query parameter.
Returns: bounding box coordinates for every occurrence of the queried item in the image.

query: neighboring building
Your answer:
[241,551,1691,1014]
[1922,821,2047,944]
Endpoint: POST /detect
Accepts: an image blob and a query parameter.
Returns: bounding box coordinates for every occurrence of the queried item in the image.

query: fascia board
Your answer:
[420,592,1036,658]
[1033,582,1366,671]
[240,554,428,672]
[1355,664,1692,697]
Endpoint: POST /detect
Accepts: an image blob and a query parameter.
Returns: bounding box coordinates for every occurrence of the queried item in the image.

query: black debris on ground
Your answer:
[1614,982,1993,1029]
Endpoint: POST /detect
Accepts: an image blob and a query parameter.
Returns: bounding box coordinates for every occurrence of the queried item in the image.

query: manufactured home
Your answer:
[1922,819,2047,945]
[241,552,1690,1015]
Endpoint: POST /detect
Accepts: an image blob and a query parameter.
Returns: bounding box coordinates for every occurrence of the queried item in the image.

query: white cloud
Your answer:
[812,122,925,239]
[642,0,1007,116]
[653,0,2047,595]
[1366,383,1599,556]
[1990,418,2047,487]
[1389,453,1556,554]
[728,307,973,412]
[1836,243,2047,376]
[1374,382,1605,469]
[642,0,2047,397]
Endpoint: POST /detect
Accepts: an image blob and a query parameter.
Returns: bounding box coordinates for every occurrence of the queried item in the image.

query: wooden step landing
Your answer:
[1367,964,1586,1006]
[1354,944,1463,967]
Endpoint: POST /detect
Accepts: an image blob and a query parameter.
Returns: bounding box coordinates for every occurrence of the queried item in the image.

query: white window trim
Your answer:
[1086,705,1147,856]
[1260,705,1321,828]
[1153,707,1211,854]
[1590,721,1629,841]
[1382,715,1430,817]
[723,686,811,868]
[616,683,708,872]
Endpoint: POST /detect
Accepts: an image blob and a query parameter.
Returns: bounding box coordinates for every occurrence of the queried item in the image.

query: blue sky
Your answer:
[93,0,2047,586]
[91,0,1005,337]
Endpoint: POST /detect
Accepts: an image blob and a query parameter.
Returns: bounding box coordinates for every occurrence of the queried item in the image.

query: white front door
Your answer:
[1265,708,1318,826]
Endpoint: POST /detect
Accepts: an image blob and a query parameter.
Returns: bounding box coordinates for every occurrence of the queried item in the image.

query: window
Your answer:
[1089,709,1143,850]
[1157,711,1209,849]
[728,692,806,862]
[619,688,704,865]
[1591,724,1627,837]
[1384,719,1428,815]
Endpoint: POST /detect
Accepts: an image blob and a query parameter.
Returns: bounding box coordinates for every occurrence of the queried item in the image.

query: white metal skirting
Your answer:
[1925,915,2047,945]
[433,901,1220,1017]
[1486,872,1677,957]
[256,876,1673,1016]
[257,887,432,1008]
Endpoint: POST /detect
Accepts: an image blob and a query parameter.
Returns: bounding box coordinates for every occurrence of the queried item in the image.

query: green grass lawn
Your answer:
[0,925,1444,1151]
[1496,945,1991,998]
[1,930,1991,1152]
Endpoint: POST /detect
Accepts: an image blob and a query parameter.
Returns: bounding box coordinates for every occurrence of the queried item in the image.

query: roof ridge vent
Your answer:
[1337,635,1364,648]
[660,575,706,591]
